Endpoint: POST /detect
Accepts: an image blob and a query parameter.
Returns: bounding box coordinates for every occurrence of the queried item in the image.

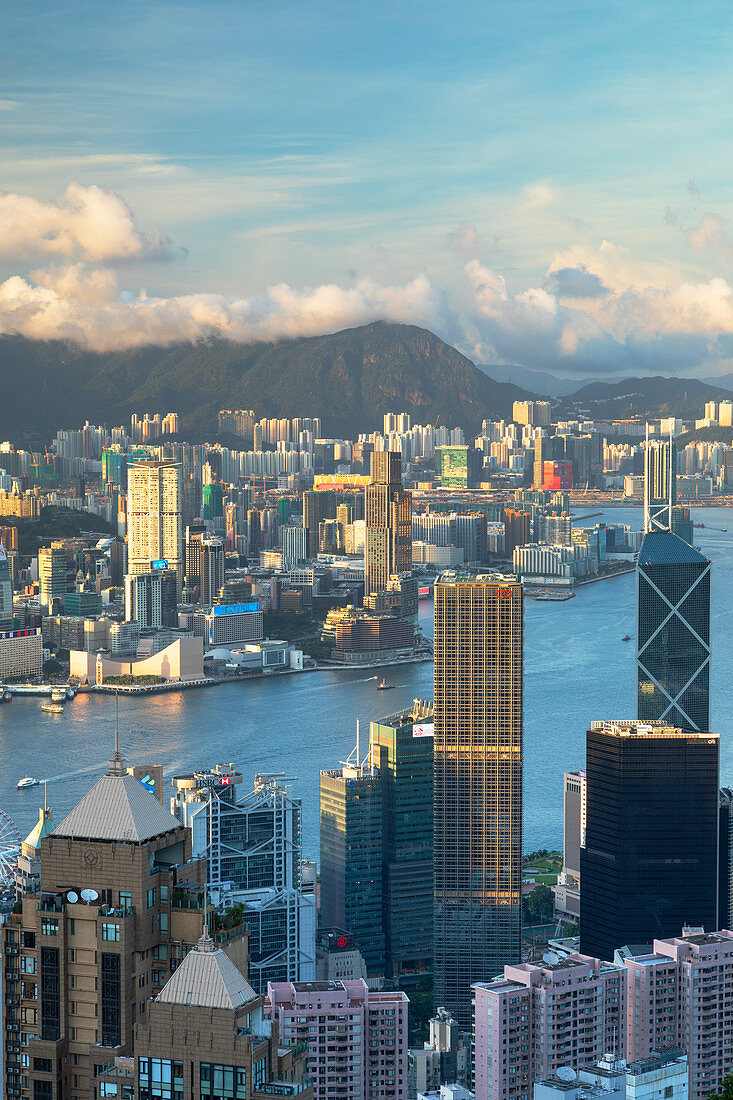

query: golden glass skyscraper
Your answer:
[127,458,183,595]
[433,573,523,1027]
[364,451,412,596]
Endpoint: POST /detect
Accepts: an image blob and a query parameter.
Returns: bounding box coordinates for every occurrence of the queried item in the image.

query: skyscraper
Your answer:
[124,567,178,628]
[370,699,434,980]
[580,719,719,961]
[171,765,316,990]
[644,436,677,532]
[127,458,183,595]
[364,451,411,597]
[320,758,385,977]
[637,426,710,732]
[433,573,523,1026]
[637,531,711,731]
[0,542,12,629]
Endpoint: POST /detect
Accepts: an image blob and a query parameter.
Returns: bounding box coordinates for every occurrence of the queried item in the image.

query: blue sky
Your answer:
[1,0,732,375]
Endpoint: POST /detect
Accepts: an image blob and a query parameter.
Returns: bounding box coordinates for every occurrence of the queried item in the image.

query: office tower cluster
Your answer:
[320,700,434,982]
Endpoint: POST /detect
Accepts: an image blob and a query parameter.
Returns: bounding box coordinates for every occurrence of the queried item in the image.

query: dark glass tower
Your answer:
[580,720,719,960]
[433,573,523,1027]
[320,761,385,976]
[371,700,434,980]
[637,531,710,732]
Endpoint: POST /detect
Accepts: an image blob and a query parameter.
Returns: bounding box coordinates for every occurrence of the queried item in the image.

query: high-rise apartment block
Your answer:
[644,438,676,532]
[364,451,411,596]
[370,700,434,980]
[320,760,385,977]
[171,764,316,991]
[125,567,178,628]
[473,955,627,1100]
[513,400,552,427]
[580,721,718,961]
[433,573,523,1026]
[637,531,711,732]
[38,545,68,610]
[266,979,408,1100]
[127,458,183,595]
[622,931,733,1100]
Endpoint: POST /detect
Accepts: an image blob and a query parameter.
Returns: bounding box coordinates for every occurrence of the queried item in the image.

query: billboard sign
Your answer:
[212,602,259,616]
[412,723,434,738]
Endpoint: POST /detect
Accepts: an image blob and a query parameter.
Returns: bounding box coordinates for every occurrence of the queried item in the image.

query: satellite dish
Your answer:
[543,951,560,965]
[557,1068,576,1083]
[80,888,98,902]
[66,891,79,903]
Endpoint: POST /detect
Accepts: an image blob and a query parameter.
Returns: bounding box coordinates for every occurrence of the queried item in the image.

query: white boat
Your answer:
[41,703,64,715]
[17,777,39,789]
[50,689,66,703]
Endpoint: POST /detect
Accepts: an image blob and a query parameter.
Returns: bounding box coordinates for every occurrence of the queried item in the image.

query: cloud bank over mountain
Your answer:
[2,182,733,379]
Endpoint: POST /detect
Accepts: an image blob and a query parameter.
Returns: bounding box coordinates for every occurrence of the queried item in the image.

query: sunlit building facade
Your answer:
[433,573,523,1026]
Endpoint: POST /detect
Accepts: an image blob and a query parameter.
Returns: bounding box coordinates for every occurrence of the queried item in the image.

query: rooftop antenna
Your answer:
[43,780,48,816]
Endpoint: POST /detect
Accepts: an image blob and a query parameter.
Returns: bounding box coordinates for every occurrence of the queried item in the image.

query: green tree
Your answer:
[522,884,554,925]
[709,1077,733,1100]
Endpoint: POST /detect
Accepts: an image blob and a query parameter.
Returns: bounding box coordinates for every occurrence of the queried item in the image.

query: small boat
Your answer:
[0,689,11,703]
[377,678,394,690]
[17,777,39,789]
[622,634,631,642]
[41,703,64,715]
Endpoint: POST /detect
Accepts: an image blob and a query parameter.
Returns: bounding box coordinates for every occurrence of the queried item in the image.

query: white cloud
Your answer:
[0,183,177,262]
[0,264,446,352]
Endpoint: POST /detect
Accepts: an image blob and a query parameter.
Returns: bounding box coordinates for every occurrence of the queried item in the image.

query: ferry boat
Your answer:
[50,688,67,703]
[622,634,631,641]
[377,678,394,691]
[17,777,39,789]
[41,703,64,715]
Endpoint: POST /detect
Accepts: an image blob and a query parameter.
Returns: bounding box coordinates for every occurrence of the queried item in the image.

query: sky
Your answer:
[1,0,733,378]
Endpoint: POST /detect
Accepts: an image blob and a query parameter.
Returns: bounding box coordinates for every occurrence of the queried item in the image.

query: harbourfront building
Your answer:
[266,979,408,1100]
[580,720,719,961]
[433,573,523,1027]
[171,764,316,991]
[0,626,43,680]
[127,458,183,595]
[364,451,412,597]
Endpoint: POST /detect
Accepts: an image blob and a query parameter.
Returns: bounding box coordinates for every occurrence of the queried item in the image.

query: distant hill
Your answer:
[556,375,733,420]
[477,362,594,397]
[0,323,534,443]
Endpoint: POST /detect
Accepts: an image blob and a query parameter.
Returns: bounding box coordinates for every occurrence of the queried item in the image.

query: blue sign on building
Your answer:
[211,602,259,616]
[151,559,169,570]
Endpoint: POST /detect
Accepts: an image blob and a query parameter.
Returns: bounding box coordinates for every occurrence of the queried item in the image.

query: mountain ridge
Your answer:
[0,323,534,443]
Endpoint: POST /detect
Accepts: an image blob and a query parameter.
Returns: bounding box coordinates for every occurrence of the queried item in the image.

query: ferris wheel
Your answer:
[0,810,21,888]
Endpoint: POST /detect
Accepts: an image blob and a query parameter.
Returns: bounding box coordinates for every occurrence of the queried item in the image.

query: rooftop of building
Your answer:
[376,697,434,727]
[436,571,519,587]
[589,719,717,740]
[155,928,258,1010]
[638,529,708,565]
[54,747,182,844]
[626,1049,686,1076]
[23,805,54,852]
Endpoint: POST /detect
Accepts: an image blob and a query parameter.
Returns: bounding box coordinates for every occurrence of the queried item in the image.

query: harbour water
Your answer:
[2,505,732,860]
